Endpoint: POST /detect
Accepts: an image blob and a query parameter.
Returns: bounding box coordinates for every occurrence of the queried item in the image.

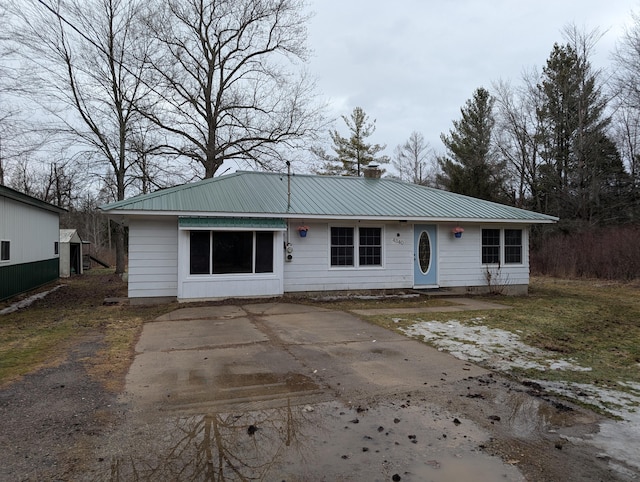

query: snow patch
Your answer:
[400,318,591,373]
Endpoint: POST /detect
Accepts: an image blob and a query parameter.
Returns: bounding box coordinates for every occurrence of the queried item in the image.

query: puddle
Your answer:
[89,399,524,481]
[398,317,640,478]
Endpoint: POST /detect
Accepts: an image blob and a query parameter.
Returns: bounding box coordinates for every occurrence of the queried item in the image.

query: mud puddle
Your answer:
[87,398,524,481]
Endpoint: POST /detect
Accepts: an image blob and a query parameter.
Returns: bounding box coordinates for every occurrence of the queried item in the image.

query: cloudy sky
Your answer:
[304,0,639,166]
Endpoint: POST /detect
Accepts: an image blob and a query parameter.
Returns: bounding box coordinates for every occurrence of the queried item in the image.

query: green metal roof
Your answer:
[101,171,558,223]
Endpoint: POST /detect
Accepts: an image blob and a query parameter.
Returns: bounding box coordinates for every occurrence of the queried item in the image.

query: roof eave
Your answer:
[101,209,558,224]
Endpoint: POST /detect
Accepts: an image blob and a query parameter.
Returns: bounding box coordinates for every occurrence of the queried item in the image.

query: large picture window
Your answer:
[481,228,523,265]
[331,226,382,267]
[189,231,274,275]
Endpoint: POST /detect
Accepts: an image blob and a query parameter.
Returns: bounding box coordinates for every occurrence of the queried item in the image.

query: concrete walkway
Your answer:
[350,297,511,316]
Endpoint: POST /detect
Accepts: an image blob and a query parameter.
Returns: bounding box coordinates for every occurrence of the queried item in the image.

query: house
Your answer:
[100,169,558,301]
[0,185,65,301]
[59,229,84,278]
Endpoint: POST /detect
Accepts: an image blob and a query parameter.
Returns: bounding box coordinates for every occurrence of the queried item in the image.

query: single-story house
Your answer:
[100,168,558,301]
[0,185,65,301]
[59,229,84,277]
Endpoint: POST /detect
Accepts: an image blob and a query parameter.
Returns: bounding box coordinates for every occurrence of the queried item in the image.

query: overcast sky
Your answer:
[305,0,639,167]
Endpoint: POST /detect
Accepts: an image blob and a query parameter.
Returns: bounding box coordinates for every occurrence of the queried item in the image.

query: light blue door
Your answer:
[414,225,437,287]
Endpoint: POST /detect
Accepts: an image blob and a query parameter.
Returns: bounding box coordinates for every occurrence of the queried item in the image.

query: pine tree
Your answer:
[316,107,389,176]
[437,87,506,202]
[536,42,627,223]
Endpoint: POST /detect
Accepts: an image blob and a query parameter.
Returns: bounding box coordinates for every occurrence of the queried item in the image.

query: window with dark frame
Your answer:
[481,229,500,264]
[504,229,522,264]
[0,241,9,261]
[189,231,274,275]
[359,227,382,266]
[330,227,354,266]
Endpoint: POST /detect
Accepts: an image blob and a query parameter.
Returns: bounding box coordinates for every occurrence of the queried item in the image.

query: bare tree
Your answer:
[391,131,435,185]
[613,10,640,191]
[139,0,324,178]
[8,0,155,274]
[493,77,545,209]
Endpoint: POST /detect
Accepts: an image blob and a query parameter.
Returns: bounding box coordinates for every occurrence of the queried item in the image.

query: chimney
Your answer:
[363,164,381,179]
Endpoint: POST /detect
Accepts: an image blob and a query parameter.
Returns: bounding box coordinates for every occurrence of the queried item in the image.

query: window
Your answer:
[481,229,500,264]
[190,231,211,274]
[255,232,274,273]
[481,229,523,265]
[359,227,382,266]
[189,231,274,275]
[331,227,354,266]
[331,226,382,267]
[0,241,9,261]
[213,232,252,274]
[504,229,522,264]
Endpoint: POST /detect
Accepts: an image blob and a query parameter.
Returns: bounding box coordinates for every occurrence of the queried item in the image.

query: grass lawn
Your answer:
[353,277,640,391]
[0,270,177,391]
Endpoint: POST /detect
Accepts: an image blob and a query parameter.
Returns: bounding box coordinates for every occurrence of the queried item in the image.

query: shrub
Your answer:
[531,225,640,280]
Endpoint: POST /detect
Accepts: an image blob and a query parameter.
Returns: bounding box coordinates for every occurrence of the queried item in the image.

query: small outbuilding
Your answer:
[59,229,84,278]
[0,185,65,301]
[101,169,558,301]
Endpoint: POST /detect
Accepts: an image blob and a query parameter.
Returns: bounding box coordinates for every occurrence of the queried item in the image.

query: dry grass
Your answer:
[0,270,177,390]
[359,277,640,388]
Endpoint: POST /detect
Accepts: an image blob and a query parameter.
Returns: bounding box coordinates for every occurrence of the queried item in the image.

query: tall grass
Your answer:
[531,225,640,280]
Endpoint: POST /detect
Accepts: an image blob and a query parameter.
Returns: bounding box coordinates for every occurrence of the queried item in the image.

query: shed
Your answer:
[0,185,65,301]
[59,229,84,277]
[101,169,558,301]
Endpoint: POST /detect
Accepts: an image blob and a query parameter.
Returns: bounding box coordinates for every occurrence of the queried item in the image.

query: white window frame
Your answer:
[329,225,384,269]
[481,228,523,266]
[0,240,10,262]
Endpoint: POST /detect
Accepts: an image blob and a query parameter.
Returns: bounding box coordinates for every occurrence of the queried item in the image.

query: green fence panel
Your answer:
[0,258,60,301]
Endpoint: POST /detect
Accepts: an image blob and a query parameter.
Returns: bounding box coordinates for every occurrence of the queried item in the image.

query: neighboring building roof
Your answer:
[60,229,82,243]
[0,185,67,214]
[101,171,558,223]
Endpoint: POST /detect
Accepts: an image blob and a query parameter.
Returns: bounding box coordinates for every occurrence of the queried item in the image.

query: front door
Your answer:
[414,225,437,287]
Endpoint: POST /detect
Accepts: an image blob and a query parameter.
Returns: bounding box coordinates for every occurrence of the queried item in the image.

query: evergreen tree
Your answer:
[437,87,506,202]
[316,107,389,176]
[536,42,627,224]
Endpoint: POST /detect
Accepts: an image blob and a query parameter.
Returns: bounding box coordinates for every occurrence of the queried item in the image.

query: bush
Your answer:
[531,225,640,280]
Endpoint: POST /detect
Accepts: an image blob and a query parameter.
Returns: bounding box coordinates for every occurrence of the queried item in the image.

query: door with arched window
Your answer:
[413,225,438,287]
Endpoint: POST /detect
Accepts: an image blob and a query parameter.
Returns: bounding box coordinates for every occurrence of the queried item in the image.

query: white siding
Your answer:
[177,230,284,300]
[0,196,59,266]
[437,224,530,289]
[283,221,414,292]
[124,216,531,299]
[128,217,178,298]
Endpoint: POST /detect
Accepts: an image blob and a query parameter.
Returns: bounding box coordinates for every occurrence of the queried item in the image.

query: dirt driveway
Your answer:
[76,302,625,481]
